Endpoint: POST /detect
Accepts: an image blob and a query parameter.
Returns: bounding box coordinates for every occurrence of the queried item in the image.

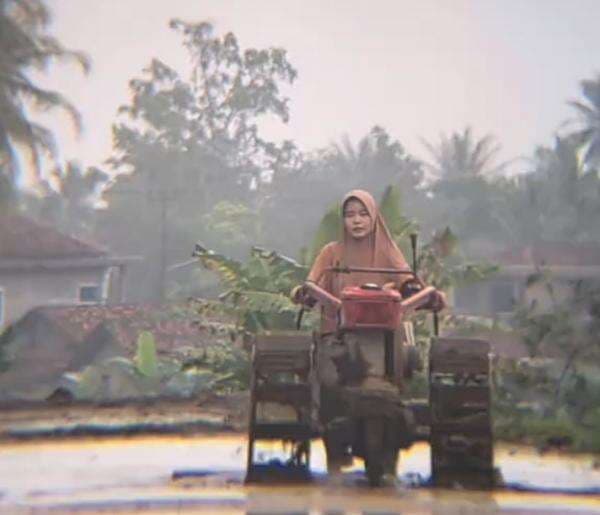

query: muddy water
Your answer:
[0,435,599,513]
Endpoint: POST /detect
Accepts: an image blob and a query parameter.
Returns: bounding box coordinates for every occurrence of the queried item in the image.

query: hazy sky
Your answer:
[36,0,600,178]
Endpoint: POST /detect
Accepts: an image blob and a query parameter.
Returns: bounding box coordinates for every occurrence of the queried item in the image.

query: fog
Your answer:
[1,0,600,466]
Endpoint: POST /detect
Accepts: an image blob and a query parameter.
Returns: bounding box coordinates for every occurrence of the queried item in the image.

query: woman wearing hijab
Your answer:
[295,189,445,332]
[292,189,445,477]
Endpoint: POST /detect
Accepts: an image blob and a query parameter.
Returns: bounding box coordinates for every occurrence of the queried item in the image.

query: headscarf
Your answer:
[307,189,410,331]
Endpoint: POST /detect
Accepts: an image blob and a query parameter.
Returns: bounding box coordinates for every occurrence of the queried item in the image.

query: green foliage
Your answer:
[492,274,600,452]
[180,338,250,392]
[0,173,17,212]
[259,126,426,258]
[328,127,425,200]
[404,224,499,351]
[379,185,416,237]
[0,0,89,182]
[506,135,600,243]
[194,244,313,332]
[201,201,258,257]
[134,331,159,377]
[62,334,163,400]
[514,273,600,375]
[98,20,299,301]
[23,161,108,239]
[304,185,418,265]
[164,370,220,398]
[415,226,498,294]
[568,74,600,167]
[60,322,249,400]
[108,19,297,188]
[0,325,13,373]
[379,184,419,257]
[422,127,508,179]
[63,366,102,399]
[306,203,342,264]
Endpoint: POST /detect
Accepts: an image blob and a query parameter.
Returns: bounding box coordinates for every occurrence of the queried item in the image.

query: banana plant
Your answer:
[193,243,314,332]
[135,331,159,377]
[60,330,229,400]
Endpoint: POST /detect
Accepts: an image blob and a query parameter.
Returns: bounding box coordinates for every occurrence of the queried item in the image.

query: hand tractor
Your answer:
[245,239,494,488]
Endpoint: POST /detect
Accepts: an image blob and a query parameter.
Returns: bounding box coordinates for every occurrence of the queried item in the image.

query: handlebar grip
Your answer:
[303,282,342,309]
[399,286,436,312]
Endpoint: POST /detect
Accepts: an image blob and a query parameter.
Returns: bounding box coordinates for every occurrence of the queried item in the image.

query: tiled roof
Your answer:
[494,242,600,267]
[0,214,107,259]
[32,303,226,355]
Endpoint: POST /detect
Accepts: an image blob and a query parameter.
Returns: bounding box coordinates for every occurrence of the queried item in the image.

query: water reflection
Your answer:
[0,435,599,513]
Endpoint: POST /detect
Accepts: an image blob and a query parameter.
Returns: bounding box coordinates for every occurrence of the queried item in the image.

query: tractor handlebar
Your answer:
[301,281,437,314]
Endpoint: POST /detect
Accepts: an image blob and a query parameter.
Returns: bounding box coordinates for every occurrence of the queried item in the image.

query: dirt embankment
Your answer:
[0,392,250,441]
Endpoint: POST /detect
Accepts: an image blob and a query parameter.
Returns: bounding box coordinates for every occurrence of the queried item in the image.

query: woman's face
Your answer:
[343,198,372,240]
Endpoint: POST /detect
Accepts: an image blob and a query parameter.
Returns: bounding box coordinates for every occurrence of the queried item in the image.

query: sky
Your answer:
[33,0,600,179]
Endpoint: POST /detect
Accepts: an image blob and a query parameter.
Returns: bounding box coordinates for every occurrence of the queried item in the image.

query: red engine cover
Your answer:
[340,286,401,330]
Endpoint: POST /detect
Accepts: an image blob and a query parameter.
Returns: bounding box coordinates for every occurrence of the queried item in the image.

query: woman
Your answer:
[294,189,445,332]
[293,190,445,477]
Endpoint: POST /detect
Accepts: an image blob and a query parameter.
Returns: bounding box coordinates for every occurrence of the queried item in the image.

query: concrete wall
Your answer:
[0,267,107,329]
[453,276,524,317]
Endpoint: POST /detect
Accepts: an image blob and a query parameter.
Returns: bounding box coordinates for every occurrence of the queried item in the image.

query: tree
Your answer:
[422,127,508,179]
[0,0,88,186]
[108,20,297,204]
[419,128,518,251]
[513,273,600,412]
[327,126,425,202]
[509,136,600,244]
[193,244,311,333]
[200,200,259,259]
[0,172,16,212]
[260,127,426,258]
[102,20,298,301]
[568,74,600,168]
[23,161,108,239]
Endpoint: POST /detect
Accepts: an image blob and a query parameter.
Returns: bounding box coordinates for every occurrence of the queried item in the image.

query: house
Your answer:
[0,303,223,400]
[0,214,135,329]
[446,242,600,360]
[453,242,600,318]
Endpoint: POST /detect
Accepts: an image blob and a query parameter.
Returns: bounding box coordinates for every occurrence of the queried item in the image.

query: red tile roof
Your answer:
[32,303,226,355]
[0,214,107,259]
[494,242,600,267]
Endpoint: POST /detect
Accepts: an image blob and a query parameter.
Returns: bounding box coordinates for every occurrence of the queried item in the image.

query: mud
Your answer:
[0,435,599,513]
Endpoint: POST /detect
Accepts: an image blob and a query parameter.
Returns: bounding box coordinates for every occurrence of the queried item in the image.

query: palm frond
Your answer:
[192,243,244,289]
[307,203,341,263]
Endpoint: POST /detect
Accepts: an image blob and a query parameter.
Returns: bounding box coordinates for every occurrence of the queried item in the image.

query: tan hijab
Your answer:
[307,189,410,331]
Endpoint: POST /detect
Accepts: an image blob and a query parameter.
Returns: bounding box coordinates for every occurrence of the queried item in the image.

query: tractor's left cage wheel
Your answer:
[245,332,317,483]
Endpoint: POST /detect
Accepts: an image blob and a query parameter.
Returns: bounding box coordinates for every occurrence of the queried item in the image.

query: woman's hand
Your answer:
[291,284,304,304]
[290,284,317,307]
[431,290,447,311]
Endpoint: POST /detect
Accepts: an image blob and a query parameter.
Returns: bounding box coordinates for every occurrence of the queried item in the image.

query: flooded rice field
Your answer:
[0,434,599,513]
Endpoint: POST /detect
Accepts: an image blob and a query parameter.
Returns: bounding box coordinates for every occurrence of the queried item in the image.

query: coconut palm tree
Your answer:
[422,127,508,179]
[0,0,88,185]
[23,160,107,238]
[568,75,600,168]
[329,126,424,197]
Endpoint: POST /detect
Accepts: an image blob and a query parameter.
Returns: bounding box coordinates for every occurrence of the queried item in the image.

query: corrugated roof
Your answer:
[0,214,107,259]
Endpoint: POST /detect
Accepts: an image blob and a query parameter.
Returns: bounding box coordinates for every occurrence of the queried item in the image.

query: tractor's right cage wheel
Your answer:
[428,337,495,489]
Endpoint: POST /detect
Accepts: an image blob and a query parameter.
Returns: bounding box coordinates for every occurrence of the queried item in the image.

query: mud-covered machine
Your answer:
[245,243,493,488]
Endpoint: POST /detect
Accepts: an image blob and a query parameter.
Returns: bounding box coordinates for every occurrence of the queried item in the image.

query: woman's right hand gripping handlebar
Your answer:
[291,283,317,308]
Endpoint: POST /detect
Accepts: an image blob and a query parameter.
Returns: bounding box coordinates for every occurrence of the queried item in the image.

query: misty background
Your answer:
[3,0,600,302]
[3,1,600,451]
